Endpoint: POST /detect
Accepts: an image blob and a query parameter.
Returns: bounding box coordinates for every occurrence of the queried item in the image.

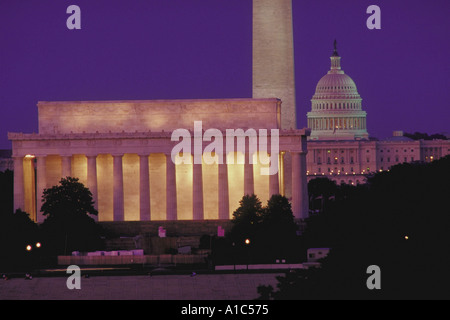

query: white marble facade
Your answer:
[9,98,310,223]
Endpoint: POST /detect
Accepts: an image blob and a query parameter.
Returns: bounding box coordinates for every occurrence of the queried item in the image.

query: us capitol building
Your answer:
[306,43,450,185]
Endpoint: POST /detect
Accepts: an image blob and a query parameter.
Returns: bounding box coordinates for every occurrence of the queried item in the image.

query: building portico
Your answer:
[9,98,310,224]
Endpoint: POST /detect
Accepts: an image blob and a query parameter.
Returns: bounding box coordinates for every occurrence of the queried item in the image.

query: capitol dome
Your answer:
[307,41,369,140]
[314,73,358,97]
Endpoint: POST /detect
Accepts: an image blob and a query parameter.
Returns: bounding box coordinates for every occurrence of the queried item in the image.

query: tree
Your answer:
[259,195,299,262]
[262,194,296,227]
[0,168,41,271]
[0,169,13,219]
[224,194,264,265]
[223,194,301,264]
[308,177,339,214]
[404,131,448,140]
[39,177,103,255]
[232,194,263,224]
[0,209,39,271]
[41,176,97,219]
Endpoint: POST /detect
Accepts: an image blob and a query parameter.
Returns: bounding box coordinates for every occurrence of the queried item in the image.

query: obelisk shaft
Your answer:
[252,0,297,130]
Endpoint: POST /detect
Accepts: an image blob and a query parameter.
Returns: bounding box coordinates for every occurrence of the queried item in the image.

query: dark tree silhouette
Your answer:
[259,194,299,262]
[259,156,450,300]
[39,177,103,255]
[220,194,301,265]
[41,176,98,219]
[229,194,264,246]
[0,169,13,219]
[404,131,448,140]
[0,209,39,271]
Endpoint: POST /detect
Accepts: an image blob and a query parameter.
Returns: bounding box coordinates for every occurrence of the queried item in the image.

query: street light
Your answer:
[245,238,251,271]
[25,244,33,279]
[34,242,42,274]
[25,242,42,277]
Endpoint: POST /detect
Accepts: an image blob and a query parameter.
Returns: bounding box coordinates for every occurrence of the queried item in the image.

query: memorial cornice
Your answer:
[8,128,310,140]
[8,128,311,157]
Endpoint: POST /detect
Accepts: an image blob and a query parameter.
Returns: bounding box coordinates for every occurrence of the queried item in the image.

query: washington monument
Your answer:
[253,0,297,130]
[253,0,300,207]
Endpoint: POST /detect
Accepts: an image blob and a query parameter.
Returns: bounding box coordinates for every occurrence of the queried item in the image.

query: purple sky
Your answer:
[1,0,449,149]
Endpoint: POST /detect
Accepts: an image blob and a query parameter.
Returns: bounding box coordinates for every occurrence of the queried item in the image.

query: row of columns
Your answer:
[308,117,366,131]
[313,102,360,111]
[14,151,308,223]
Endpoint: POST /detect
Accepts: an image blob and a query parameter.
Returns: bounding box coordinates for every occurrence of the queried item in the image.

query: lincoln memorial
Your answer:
[9,98,310,224]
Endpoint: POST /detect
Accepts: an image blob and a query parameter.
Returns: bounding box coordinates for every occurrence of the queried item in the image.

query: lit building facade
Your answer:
[306,45,450,185]
[307,42,368,141]
[9,99,310,223]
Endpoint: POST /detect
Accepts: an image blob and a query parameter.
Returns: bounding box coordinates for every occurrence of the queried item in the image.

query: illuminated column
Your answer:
[244,153,254,196]
[166,153,177,220]
[269,156,280,197]
[218,160,229,220]
[113,154,124,221]
[86,155,98,219]
[139,154,150,221]
[291,151,309,220]
[23,156,36,221]
[13,156,25,212]
[279,152,285,196]
[192,162,204,220]
[36,155,47,223]
[61,155,72,178]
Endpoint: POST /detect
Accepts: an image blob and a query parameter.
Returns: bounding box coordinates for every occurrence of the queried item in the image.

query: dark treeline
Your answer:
[404,131,448,140]
[259,155,450,300]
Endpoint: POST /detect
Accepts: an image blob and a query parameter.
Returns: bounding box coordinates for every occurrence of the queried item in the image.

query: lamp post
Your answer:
[35,242,42,274]
[232,242,236,273]
[25,242,42,278]
[245,238,251,271]
[25,244,33,279]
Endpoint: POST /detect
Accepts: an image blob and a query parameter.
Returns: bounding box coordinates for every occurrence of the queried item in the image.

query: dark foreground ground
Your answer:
[0,269,282,300]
